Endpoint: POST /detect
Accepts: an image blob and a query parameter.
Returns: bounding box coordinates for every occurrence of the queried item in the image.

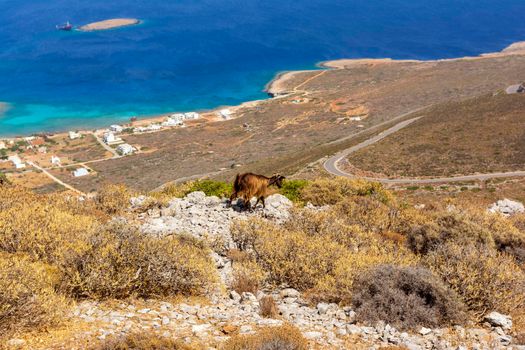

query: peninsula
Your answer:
[78,18,140,32]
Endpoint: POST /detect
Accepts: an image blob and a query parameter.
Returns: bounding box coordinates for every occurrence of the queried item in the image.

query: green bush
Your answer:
[279,179,310,203]
[187,180,232,198]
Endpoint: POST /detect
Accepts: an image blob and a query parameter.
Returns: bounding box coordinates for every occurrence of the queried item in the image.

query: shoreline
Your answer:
[2,40,524,140]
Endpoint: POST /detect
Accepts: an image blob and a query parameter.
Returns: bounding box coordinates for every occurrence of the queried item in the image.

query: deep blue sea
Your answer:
[1,0,525,136]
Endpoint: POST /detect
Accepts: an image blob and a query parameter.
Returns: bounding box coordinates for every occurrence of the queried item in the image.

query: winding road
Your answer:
[323,117,525,184]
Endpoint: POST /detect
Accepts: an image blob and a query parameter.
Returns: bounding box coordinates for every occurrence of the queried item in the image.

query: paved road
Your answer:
[324,118,525,184]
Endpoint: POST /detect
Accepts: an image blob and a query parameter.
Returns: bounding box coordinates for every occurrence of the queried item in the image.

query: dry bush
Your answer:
[91,332,199,350]
[300,177,394,206]
[259,296,279,318]
[231,259,267,294]
[0,192,98,265]
[223,324,307,350]
[426,243,525,320]
[96,184,133,215]
[231,217,417,304]
[351,264,466,330]
[0,254,68,336]
[406,210,494,255]
[313,242,418,304]
[480,212,525,263]
[65,225,218,299]
[333,196,394,233]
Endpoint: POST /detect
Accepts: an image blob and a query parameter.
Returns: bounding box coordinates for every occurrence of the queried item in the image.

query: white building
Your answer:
[73,168,89,177]
[162,117,183,127]
[349,116,362,121]
[69,131,81,140]
[8,155,25,169]
[148,124,162,131]
[184,112,200,120]
[116,143,135,156]
[103,132,122,145]
[110,125,124,133]
[219,109,232,120]
[51,155,61,166]
[0,141,6,150]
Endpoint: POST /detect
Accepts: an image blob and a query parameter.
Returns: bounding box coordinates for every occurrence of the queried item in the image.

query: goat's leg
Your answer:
[228,191,237,207]
[261,196,266,209]
[244,198,253,212]
[254,197,262,209]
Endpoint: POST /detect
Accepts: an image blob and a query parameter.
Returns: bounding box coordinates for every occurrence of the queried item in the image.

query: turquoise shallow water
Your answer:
[1,0,525,136]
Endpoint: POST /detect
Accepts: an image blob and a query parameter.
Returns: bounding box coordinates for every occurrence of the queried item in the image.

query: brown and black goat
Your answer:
[229,173,285,211]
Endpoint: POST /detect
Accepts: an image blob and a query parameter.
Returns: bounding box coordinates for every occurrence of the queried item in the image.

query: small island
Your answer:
[79,18,140,32]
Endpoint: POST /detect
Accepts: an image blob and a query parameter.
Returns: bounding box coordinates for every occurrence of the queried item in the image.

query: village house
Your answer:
[349,116,362,121]
[73,168,89,177]
[0,141,6,150]
[162,116,184,127]
[103,132,122,145]
[184,112,200,120]
[8,155,25,169]
[51,155,61,166]
[110,125,124,133]
[116,143,135,156]
[37,146,47,154]
[219,109,232,120]
[69,131,81,140]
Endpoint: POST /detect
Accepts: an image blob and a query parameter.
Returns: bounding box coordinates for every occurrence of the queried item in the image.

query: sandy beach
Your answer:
[79,18,140,31]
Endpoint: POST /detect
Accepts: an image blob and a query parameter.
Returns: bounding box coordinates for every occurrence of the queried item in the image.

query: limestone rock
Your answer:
[484,312,512,330]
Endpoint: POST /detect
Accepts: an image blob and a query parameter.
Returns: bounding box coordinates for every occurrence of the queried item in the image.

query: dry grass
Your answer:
[0,253,68,338]
[90,332,201,350]
[223,324,307,350]
[231,259,267,295]
[259,296,279,318]
[96,184,133,215]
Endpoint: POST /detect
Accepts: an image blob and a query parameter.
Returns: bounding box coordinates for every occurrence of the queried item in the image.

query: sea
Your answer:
[1,0,525,136]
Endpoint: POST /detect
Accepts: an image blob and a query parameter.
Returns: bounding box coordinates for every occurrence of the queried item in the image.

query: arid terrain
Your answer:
[344,93,525,178]
[34,43,523,194]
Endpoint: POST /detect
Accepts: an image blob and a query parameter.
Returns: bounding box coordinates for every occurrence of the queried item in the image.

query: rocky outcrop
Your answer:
[488,198,525,216]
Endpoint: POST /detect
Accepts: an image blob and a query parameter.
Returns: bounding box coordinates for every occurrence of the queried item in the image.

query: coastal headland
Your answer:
[2,41,525,196]
[78,18,140,32]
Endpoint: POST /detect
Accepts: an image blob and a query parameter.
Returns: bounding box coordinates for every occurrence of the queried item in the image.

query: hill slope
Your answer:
[344,93,525,177]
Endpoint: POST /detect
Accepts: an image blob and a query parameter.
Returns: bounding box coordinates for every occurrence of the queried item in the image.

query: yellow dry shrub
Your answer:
[300,177,394,206]
[284,208,379,251]
[0,198,97,265]
[426,243,525,320]
[314,241,419,304]
[0,253,68,336]
[149,181,195,204]
[223,324,307,350]
[231,259,267,294]
[66,227,218,299]
[333,196,394,233]
[91,332,201,350]
[96,184,133,215]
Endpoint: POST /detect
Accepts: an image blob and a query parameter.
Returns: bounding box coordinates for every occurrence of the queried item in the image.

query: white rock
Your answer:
[317,302,330,315]
[280,288,300,298]
[192,324,212,336]
[419,327,432,335]
[304,331,323,340]
[484,312,512,330]
[488,199,525,216]
[239,325,253,334]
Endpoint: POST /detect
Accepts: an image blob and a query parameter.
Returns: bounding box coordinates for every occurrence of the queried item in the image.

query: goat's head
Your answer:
[269,174,286,188]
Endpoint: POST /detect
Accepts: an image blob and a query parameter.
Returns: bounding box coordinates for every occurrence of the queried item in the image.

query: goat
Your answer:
[229,173,285,211]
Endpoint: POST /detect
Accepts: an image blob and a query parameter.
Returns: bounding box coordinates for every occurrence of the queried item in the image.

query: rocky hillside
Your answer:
[1,179,525,349]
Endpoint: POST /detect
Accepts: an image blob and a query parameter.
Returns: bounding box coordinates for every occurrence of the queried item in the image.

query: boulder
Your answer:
[484,312,512,330]
[488,199,525,216]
